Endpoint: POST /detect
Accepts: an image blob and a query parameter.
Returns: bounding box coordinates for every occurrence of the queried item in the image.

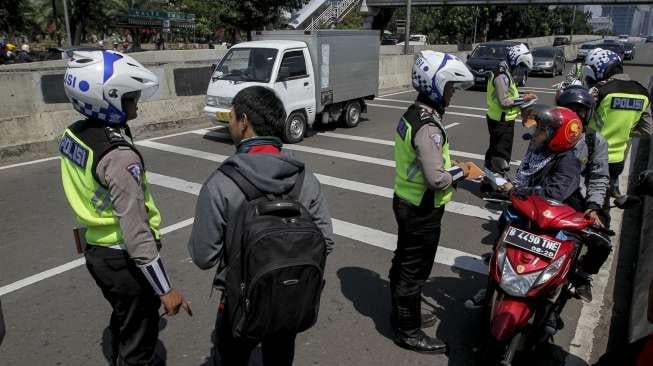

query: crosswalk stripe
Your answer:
[140,139,500,221]
[148,171,489,275]
[315,131,522,166]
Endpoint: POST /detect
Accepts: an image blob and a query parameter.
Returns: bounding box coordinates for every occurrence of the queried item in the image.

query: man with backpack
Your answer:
[187,86,334,366]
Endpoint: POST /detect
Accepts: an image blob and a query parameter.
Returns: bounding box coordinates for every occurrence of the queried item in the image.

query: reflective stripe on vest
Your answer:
[60,129,162,246]
[486,72,520,122]
[589,92,650,163]
[393,117,453,208]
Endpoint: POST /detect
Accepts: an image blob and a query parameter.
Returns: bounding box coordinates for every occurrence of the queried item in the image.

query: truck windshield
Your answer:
[214,48,278,83]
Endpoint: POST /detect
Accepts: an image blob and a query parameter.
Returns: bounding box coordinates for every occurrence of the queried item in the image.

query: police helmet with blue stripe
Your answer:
[63,50,159,126]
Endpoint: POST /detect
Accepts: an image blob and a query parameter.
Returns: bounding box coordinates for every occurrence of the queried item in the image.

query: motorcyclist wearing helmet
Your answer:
[390,51,473,354]
[17,43,32,63]
[582,48,652,198]
[556,86,610,302]
[59,50,190,365]
[466,106,584,309]
[483,43,536,184]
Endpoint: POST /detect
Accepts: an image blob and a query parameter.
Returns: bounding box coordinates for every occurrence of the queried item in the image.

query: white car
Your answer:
[618,34,629,42]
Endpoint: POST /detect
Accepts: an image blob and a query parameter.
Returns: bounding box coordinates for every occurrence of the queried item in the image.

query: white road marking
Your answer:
[142,142,500,221]
[519,86,557,91]
[150,173,490,275]
[375,98,489,112]
[0,217,195,296]
[367,103,486,119]
[315,131,522,166]
[566,149,633,363]
[378,89,414,97]
[0,156,60,171]
[0,170,490,297]
[519,89,557,95]
[444,122,461,129]
[0,125,224,171]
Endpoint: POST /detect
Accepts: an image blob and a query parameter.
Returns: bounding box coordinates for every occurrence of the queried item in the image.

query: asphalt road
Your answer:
[0,63,651,366]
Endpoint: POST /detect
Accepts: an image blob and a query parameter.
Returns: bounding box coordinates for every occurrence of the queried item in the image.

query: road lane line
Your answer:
[315,131,522,166]
[378,89,414,97]
[519,89,557,94]
[141,141,500,221]
[0,218,195,296]
[0,156,60,171]
[367,103,487,119]
[0,125,226,171]
[375,98,489,112]
[567,149,633,363]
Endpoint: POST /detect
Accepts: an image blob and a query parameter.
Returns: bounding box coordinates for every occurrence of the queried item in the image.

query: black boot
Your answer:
[391,297,438,328]
[392,295,447,354]
[573,271,593,303]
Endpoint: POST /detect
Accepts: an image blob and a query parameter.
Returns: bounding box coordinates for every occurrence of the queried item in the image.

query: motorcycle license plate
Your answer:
[503,226,561,259]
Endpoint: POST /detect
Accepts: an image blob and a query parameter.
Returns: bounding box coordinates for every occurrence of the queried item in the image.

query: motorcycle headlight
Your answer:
[499,257,542,297]
[533,254,567,287]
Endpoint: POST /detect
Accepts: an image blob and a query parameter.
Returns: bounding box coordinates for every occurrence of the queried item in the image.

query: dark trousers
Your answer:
[484,116,515,171]
[211,300,297,366]
[389,195,444,335]
[609,161,625,188]
[85,245,161,366]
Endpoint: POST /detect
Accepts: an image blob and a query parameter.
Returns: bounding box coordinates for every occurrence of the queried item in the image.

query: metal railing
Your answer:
[305,0,360,31]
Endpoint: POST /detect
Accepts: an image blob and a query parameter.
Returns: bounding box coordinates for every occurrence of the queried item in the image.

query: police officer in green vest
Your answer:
[483,44,536,184]
[390,51,473,354]
[582,47,652,198]
[60,50,190,365]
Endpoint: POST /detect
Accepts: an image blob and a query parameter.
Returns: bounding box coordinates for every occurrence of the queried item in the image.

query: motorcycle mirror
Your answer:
[614,195,641,209]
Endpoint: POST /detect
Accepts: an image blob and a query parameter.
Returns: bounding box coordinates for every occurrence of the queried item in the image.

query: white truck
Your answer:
[204,30,379,143]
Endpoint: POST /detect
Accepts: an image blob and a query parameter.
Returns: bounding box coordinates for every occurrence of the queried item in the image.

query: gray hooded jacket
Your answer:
[187,150,334,275]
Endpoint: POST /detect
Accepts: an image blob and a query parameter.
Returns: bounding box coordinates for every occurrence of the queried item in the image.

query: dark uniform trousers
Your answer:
[389,194,445,335]
[85,245,161,366]
[484,116,515,171]
[211,298,296,366]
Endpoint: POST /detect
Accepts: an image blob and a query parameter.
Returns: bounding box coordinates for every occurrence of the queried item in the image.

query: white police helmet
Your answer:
[411,51,474,104]
[63,50,159,125]
[506,43,533,70]
[581,47,622,86]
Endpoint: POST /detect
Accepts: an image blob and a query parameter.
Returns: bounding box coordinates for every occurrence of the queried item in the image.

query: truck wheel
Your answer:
[283,112,306,144]
[342,100,361,128]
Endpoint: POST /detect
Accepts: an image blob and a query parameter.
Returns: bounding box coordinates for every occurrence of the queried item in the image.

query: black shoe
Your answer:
[464,289,488,310]
[421,312,437,328]
[394,330,447,354]
[574,279,593,302]
[610,184,623,198]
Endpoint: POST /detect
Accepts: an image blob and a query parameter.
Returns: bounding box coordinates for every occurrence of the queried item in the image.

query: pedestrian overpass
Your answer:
[363,0,652,6]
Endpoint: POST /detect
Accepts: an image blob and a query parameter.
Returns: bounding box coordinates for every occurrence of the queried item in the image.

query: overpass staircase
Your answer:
[288,0,361,31]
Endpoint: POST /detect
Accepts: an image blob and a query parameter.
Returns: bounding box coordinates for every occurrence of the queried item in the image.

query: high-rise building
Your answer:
[602,5,653,36]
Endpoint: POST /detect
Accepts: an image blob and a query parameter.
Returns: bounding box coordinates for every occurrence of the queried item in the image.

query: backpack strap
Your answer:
[287,169,306,200]
[219,163,263,201]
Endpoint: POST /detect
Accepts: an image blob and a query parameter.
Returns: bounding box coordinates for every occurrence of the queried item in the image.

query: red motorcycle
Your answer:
[483,192,616,365]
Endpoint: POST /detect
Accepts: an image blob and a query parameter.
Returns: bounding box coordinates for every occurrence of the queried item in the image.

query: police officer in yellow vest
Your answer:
[390,51,473,354]
[60,50,190,365]
[483,44,536,180]
[582,47,652,197]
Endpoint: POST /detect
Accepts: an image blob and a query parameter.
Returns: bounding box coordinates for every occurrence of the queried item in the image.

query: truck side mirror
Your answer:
[467,54,471,60]
[277,66,290,82]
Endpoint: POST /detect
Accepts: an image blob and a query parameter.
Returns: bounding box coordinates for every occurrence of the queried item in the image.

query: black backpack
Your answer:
[218,163,327,341]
